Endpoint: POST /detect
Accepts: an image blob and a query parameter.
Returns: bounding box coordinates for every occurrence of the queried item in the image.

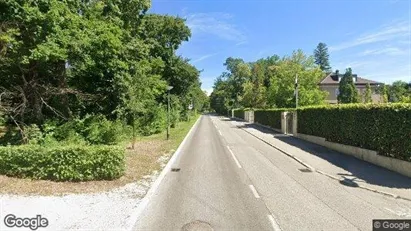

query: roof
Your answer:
[319,72,381,85]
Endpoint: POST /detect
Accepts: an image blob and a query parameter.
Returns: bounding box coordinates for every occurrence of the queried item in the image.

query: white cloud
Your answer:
[185,12,246,43]
[330,19,411,84]
[359,47,407,56]
[235,41,248,46]
[330,20,410,52]
[191,53,218,63]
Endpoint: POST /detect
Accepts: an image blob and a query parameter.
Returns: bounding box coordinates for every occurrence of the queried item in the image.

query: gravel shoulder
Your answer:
[0,116,199,230]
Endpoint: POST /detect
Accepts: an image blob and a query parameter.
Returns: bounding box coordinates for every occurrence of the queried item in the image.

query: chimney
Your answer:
[335,70,340,82]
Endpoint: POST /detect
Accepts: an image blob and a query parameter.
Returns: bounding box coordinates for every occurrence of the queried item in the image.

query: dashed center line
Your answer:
[267,214,282,231]
[226,146,242,168]
[248,185,260,198]
[218,130,222,136]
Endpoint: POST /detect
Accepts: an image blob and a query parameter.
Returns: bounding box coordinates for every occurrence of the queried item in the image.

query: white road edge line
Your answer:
[125,116,201,231]
[267,214,282,231]
[227,146,242,168]
[248,185,260,199]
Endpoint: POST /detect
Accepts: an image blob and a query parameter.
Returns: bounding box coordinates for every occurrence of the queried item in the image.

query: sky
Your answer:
[150,0,411,95]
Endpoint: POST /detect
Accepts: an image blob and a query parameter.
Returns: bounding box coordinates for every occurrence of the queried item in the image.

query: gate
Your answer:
[286,112,293,135]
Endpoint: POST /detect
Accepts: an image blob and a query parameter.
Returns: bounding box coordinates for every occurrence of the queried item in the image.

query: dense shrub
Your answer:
[137,105,167,136]
[233,109,245,119]
[0,115,131,146]
[297,103,411,161]
[254,109,292,129]
[0,145,125,181]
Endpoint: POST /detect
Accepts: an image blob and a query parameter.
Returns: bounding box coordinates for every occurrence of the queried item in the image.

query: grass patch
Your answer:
[0,115,200,195]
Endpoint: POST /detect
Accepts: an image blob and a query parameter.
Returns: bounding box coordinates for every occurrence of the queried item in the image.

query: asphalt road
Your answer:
[133,115,411,231]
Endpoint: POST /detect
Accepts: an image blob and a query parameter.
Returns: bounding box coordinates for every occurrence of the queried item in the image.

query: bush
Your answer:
[81,115,129,145]
[138,105,167,136]
[297,103,411,161]
[233,109,245,119]
[0,145,125,181]
[254,108,292,129]
[0,115,131,146]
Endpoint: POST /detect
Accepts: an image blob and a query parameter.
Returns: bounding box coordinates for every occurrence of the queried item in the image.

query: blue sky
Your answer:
[150,0,411,94]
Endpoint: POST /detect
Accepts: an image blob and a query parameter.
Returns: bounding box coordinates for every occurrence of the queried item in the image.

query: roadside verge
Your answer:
[126,115,202,231]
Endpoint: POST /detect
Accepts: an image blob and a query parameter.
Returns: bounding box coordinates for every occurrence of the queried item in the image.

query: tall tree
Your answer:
[338,68,359,103]
[314,42,331,72]
[267,50,327,108]
[382,85,389,103]
[364,83,372,103]
[0,0,204,138]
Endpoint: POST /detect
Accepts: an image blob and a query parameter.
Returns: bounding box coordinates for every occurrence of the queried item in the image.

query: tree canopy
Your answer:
[314,42,331,72]
[210,50,328,112]
[0,0,208,136]
[338,68,359,104]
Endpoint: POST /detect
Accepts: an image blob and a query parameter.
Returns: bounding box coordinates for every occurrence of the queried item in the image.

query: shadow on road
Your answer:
[229,119,411,190]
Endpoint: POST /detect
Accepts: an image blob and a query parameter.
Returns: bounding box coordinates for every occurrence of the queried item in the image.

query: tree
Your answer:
[364,83,372,103]
[267,50,327,108]
[338,68,359,103]
[382,85,389,103]
[0,0,205,140]
[314,42,331,72]
[241,63,267,108]
[388,81,408,102]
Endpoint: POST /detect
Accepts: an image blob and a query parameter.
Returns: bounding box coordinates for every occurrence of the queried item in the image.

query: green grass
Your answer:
[0,114,201,195]
[137,113,200,151]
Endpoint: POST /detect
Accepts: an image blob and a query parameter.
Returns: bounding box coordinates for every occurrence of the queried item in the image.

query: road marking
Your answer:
[126,117,201,231]
[267,214,282,231]
[248,185,260,198]
[218,130,222,136]
[227,146,242,168]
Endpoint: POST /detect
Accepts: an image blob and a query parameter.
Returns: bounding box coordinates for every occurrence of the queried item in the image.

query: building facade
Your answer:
[319,71,382,104]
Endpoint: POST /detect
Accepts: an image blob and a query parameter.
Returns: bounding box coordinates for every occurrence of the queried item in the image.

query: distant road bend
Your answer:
[133,114,411,231]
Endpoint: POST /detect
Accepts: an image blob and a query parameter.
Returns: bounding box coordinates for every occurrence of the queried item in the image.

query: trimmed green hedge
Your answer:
[297,103,411,161]
[254,109,292,129]
[0,145,125,181]
[233,109,245,119]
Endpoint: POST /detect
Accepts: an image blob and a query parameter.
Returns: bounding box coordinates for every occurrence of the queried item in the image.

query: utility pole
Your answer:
[295,74,299,108]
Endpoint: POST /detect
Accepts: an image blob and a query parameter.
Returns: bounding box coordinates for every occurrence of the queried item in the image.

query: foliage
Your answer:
[364,83,372,103]
[0,145,125,181]
[297,103,411,162]
[314,42,331,72]
[338,68,359,103]
[266,50,327,108]
[137,105,167,136]
[210,50,327,113]
[388,81,409,102]
[0,0,205,140]
[241,63,267,108]
[382,84,389,103]
[0,115,130,146]
[253,109,288,129]
[233,109,245,119]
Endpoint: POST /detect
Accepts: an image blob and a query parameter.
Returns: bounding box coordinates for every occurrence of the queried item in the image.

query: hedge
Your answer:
[254,108,293,129]
[0,145,125,181]
[297,103,411,162]
[233,109,245,119]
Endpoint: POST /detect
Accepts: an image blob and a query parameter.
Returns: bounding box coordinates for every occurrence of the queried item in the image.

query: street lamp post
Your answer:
[167,86,173,140]
[295,74,299,108]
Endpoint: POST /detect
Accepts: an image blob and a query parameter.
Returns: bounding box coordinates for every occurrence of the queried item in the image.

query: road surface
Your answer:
[133,115,411,231]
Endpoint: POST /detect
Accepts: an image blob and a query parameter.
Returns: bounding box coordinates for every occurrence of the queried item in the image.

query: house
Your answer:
[319,70,382,104]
